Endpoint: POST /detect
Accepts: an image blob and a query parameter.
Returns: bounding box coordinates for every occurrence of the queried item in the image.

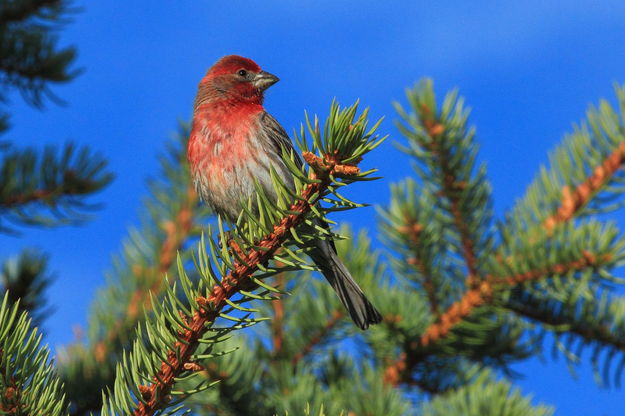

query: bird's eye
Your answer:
[238,69,247,77]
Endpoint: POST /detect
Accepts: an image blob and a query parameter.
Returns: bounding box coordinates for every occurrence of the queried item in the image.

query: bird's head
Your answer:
[197,55,279,107]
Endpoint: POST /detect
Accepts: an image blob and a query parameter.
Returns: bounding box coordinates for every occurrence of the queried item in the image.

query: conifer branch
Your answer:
[383,351,410,387]
[0,249,53,327]
[509,84,625,234]
[1,188,70,206]
[60,132,204,415]
[545,141,625,231]
[505,301,625,352]
[385,248,608,387]
[394,80,494,299]
[382,82,625,399]
[401,221,440,315]
[0,143,112,231]
[0,293,69,415]
[379,179,451,317]
[0,0,78,110]
[419,111,479,284]
[421,371,554,416]
[421,252,603,346]
[132,154,359,416]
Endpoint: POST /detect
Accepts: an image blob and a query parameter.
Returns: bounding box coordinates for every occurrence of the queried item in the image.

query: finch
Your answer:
[187,55,382,329]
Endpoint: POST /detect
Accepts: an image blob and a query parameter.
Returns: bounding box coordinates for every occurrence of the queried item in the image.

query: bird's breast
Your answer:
[188,112,265,220]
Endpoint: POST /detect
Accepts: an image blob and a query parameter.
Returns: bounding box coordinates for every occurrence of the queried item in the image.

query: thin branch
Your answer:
[545,141,625,231]
[421,111,479,285]
[420,253,601,346]
[383,351,408,387]
[0,179,100,208]
[506,299,625,352]
[132,156,355,416]
[401,221,440,315]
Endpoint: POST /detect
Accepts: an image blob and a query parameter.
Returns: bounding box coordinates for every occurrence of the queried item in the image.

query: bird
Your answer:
[187,55,382,329]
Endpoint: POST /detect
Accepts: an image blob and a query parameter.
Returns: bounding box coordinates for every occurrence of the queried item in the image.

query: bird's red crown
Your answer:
[204,55,261,79]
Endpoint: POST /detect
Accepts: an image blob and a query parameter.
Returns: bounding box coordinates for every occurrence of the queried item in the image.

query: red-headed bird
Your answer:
[187,55,382,329]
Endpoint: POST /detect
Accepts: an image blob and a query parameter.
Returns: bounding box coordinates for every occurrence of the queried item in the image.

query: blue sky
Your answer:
[3,0,625,414]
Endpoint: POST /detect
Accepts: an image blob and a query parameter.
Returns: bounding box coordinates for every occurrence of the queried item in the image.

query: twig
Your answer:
[420,253,601,346]
[402,221,440,315]
[421,110,479,286]
[506,300,625,352]
[545,141,625,231]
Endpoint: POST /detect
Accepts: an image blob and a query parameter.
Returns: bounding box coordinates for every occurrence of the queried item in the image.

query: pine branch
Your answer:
[509,84,625,234]
[0,3,78,110]
[421,249,604,345]
[544,141,625,231]
[383,219,622,387]
[379,179,457,318]
[381,83,625,397]
[394,80,494,290]
[0,293,69,415]
[503,286,625,386]
[0,143,112,232]
[183,337,267,415]
[0,248,53,327]
[420,110,479,282]
[506,299,625,352]
[383,350,422,387]
[398,218,440,315]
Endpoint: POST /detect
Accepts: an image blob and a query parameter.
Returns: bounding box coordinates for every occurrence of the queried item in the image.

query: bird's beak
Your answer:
[253,71,280,91]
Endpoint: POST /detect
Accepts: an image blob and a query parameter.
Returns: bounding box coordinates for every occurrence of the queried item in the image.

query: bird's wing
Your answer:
[259,112,304,169]
[259,111,337,253]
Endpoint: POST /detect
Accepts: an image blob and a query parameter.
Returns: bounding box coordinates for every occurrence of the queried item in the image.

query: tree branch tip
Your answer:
[302,151,361,176]
[183,362,203,372]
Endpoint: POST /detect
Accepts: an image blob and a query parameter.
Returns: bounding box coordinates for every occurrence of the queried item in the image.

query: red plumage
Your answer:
[188,55,382,329]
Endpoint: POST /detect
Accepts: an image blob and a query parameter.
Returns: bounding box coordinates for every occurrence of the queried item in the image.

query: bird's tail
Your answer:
[309,240,383,330]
